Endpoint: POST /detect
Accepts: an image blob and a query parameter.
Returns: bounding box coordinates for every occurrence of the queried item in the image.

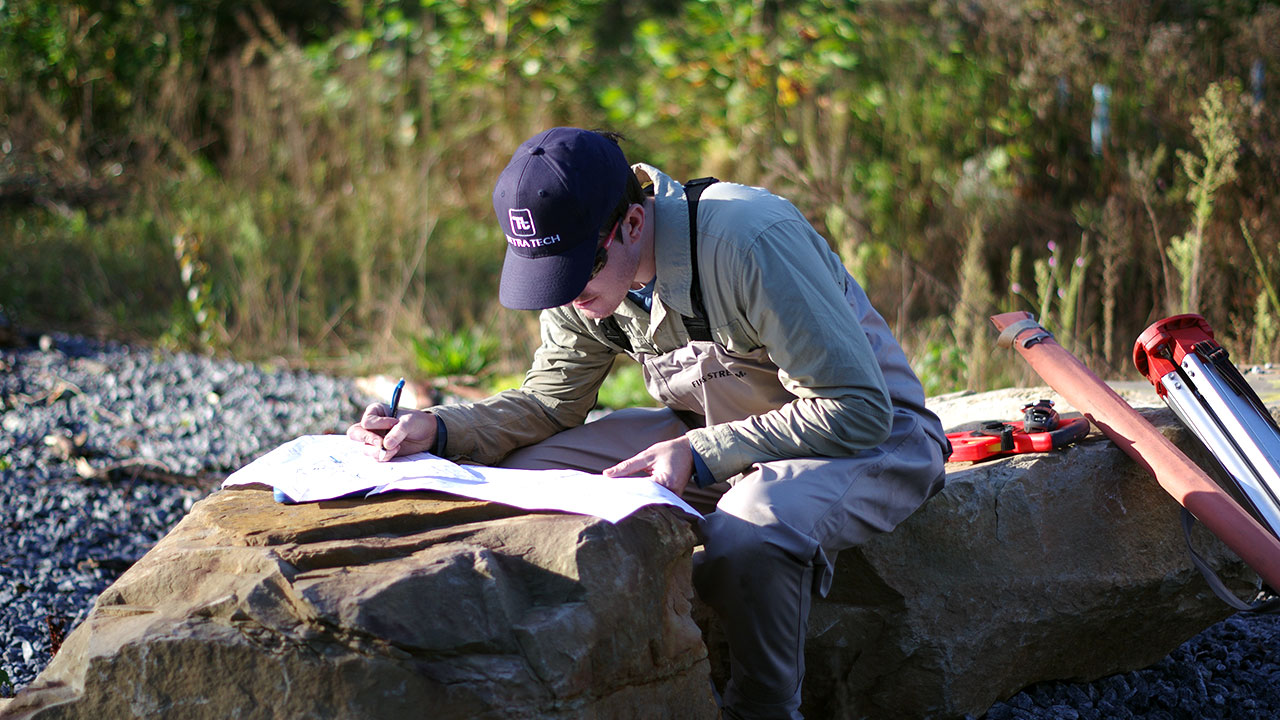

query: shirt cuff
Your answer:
[431,414,448,457]
[690,448,716,488]
[686,424,752,481]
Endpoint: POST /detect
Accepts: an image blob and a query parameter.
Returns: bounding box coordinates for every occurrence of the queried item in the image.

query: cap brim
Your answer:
[498,237,598,311]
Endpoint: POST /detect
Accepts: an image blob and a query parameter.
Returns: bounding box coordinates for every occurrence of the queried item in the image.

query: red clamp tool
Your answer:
[947,399,1091,462]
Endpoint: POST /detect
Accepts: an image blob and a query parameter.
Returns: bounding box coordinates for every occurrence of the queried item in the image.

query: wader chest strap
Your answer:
[682,177,718,342]
[599,316,632,353]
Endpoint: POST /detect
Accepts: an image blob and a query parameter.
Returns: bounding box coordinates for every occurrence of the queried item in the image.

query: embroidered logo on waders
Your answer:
[690,369,748,388]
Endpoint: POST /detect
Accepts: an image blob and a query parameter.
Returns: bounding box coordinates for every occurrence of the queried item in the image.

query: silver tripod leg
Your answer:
[1158,357,1280,539]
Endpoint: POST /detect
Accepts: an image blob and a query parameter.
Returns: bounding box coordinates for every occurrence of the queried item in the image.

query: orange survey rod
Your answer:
[990,311,1280,592]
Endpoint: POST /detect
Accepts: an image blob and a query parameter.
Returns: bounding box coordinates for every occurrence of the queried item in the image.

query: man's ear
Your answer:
[622,203,646,242]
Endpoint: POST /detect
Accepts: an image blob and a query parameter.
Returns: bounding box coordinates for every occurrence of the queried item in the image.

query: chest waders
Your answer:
[501,179,947,720]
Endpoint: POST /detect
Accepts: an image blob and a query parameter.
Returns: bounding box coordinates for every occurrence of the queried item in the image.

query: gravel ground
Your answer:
[0,333,369,695]
[1,334,1277,717]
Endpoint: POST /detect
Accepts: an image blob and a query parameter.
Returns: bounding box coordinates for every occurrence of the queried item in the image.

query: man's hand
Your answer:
[346,403,437,462]
[604,436,694,497]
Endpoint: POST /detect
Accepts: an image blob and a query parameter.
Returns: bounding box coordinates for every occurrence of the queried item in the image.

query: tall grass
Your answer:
[147,12,553,370]
[2,2,1279,392]
[1168,83,1240,315]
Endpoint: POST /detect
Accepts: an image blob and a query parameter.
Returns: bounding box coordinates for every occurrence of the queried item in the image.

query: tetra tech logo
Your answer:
[509,208,536,237]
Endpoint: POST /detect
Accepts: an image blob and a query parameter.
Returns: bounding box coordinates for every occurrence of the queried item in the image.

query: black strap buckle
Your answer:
[977,421,1015,452]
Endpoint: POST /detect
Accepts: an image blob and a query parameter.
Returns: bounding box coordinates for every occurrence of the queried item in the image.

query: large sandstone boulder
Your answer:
[4,490,716,719]
[8,382,1273,719]
[700,385,1261,719]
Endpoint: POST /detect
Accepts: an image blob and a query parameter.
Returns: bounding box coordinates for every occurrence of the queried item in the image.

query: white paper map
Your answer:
[221,435,701,523]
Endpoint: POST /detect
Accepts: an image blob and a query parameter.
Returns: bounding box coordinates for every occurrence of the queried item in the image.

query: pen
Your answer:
[389,377,405,418]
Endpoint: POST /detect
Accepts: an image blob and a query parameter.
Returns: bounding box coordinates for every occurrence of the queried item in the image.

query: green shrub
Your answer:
[411,329,500,383]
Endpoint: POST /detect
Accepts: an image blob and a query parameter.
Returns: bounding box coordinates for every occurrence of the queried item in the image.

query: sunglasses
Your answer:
[588,217,623,281]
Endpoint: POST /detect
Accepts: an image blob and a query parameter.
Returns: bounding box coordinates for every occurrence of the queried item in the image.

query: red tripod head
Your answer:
[1133,314,1216,396]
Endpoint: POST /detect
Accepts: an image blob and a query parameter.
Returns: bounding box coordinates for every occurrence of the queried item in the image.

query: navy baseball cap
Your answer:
[492,127,630,310]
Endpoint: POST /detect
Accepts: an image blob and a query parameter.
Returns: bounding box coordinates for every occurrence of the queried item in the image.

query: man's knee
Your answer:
[693,510,816,608]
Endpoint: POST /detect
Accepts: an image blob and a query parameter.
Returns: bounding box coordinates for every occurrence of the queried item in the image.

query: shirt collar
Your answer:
[632,163,697,319]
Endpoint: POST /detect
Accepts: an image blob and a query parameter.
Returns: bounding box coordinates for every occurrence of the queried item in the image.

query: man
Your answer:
[348,127,949,719]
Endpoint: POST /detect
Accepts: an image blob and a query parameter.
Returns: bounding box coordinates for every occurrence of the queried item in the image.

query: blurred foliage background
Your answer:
[1,0,1278,399]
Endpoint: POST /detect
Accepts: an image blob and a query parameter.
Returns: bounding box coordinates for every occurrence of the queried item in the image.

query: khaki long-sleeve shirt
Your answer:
[431,165,937,481]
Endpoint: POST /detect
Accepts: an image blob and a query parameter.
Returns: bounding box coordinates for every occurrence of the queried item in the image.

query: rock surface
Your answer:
[699,386,1262,719]
[5,380,1275,719]
[4,489,716,719]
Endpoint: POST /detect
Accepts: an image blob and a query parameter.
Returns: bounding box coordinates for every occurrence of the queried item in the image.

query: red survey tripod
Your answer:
[1134,314,1280,612]
[1134,314,1280,541]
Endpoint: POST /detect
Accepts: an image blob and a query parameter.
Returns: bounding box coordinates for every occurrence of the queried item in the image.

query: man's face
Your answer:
[571,214,639,319]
